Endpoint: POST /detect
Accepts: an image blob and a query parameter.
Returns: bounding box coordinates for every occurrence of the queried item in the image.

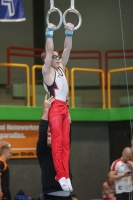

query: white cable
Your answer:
[118,1,133,199]
[118,0,133,139]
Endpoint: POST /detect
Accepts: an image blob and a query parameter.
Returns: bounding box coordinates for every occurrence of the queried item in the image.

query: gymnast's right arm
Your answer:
[42,23,55,76]
[36,95,55,160]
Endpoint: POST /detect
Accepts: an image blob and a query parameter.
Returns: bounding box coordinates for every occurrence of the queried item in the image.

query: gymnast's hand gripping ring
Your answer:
[46,0,63,31]
[63,0,82,31]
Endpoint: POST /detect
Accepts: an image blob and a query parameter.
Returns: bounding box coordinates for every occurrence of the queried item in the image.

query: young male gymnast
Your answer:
[41,22,74,192]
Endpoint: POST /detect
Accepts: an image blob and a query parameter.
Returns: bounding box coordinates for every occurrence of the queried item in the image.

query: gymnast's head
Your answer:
[41,50,61,69]
[121,147,131,162]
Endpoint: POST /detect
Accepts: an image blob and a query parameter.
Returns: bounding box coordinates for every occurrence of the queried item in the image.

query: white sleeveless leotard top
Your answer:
[43,67,69,102]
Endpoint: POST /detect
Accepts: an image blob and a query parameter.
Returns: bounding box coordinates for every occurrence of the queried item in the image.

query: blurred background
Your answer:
[0,0,133,108]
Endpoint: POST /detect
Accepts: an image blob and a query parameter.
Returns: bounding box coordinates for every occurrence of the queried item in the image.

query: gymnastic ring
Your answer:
[63,9,82,31]
[46,8,63,31]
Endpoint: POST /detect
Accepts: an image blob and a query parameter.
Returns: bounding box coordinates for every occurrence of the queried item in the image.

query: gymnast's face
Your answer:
[47,132,51,146]
[51,51,61,69]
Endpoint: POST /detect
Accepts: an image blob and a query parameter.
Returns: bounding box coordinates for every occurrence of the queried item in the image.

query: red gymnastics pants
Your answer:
[48,99,70,181]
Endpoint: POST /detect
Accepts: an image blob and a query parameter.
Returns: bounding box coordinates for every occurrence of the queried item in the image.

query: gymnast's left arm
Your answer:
[60,23,74,69]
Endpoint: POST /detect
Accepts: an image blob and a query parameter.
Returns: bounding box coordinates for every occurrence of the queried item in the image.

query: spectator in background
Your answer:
[0,146,12,200]
[71,194,78,200]
[110,147,133,200]
[102,172,116,200]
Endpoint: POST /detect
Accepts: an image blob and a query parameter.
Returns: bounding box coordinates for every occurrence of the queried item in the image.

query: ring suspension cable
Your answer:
[118,1,133,199]
[118,0,133,143]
